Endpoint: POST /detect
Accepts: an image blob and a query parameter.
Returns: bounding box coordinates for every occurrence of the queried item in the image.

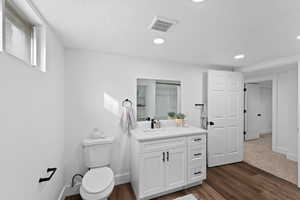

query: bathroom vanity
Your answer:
[130,126,207,200]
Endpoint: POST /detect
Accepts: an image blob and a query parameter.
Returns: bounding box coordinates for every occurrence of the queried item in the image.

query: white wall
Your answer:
[286,68,298,161]
[64,49,217,185]
[275,67,298,160]
[277,71,290,153]
[244,64,298,161]
[0,30,65,199]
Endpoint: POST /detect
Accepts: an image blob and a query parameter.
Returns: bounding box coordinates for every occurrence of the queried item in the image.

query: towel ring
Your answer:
[122,99,133,107]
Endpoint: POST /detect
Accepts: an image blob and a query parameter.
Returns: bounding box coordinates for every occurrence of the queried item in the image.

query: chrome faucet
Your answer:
[151,118,161,129]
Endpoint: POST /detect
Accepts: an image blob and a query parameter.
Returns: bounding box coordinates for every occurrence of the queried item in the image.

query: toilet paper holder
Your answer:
[39,168,57,183]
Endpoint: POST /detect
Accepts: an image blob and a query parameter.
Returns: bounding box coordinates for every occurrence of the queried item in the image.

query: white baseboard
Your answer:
[59,172,130,200]
[58,185,67,200]
[58,183,80,200]
[115,172,130,185]
[259,130,272,135]
[287,153,298,162]
[245,135,259,141]
[273,147,298,162]
[274,147,288,155]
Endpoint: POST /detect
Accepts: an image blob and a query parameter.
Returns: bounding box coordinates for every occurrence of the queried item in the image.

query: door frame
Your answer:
[240,59,299,188]
[246,68,300,188]
[244,75,277,153]
[244,83,263,141]
[297,60,300,188]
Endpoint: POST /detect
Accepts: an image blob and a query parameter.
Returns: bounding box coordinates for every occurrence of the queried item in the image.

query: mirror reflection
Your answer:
[137,79,181,121]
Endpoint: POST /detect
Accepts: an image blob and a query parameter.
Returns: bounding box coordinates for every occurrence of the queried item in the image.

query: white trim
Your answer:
[245,135,260,141]
[287,153,298,162]
[259,130,272,135]
[0,0,3,52]
[272,75,277,153]
[245,74,273,83]
[58,183,81,200]
[238,55,300,73]
[59,173,131,200]
[57,185,68,200]
[13,0,45,25]
[244,76,276,152]
[297,61,300,188]
[115,172,130,185]
[274,147,288,155]
[245,137,259,141]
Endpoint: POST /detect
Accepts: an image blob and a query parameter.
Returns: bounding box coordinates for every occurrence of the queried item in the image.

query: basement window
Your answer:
[1,0,47,72]
[5,1,33,64]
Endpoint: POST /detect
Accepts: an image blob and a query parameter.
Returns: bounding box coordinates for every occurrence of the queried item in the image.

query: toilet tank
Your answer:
[82,137,114,168]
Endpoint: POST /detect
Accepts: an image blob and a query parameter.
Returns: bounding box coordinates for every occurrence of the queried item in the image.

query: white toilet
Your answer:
[80,137,115,200]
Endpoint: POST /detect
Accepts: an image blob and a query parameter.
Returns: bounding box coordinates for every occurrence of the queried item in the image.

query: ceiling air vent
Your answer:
[149,16,178,32]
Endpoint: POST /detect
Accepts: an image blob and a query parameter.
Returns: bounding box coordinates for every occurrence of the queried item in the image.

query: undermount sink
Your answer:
[143,128,168,133]
[143,127,187,133]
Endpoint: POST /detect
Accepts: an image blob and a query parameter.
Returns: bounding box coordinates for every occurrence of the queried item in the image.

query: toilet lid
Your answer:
[82,167,114,194]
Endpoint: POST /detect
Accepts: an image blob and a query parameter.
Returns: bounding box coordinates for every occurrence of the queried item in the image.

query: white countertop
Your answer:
[131,126,207,142]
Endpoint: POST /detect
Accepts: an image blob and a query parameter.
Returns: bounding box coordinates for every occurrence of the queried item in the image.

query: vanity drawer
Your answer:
[188,135,206,146]
[188,162,206,184]
[141,137,186,153]
[188,146,206,162]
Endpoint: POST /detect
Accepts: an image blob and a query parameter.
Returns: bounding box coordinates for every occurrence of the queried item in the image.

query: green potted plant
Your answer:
[168,112,176,120]
[175,113,186,127]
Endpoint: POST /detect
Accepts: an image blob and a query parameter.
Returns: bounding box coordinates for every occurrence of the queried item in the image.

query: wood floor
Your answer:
[65,162,300,200]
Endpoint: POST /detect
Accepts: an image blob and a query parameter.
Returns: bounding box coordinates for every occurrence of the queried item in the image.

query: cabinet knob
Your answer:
[162,152,165,162]
[194,138,202,142]
[194,171,202,175]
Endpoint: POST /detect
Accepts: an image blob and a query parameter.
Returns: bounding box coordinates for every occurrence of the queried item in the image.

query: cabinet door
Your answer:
[165,147,187,190]
[140,151,165,197]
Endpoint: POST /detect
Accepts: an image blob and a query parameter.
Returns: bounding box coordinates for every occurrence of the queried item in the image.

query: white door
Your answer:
[208,70,244,167]
[245,84,261,140]
[140,151,165,196]
[165,147,186,190]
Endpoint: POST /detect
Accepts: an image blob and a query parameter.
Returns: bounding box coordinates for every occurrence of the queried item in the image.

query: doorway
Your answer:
[244,81,272,141]
[244,80,297,184]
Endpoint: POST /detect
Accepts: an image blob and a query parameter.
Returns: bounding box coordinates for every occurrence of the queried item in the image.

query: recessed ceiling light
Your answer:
[234,54,245,60]
[192,0,206,3]
[153,38,165,45]
[297,35,300,40]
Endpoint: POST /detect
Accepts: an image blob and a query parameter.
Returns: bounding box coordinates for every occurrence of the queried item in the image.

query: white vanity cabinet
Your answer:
[140,150,166,195]
[131,128,207,200]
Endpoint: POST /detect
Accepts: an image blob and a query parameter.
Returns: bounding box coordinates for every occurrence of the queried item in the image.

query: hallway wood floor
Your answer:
[65,162,300,200]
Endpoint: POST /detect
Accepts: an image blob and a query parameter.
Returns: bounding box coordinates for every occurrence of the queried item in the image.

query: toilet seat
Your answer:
[80,167,114,200]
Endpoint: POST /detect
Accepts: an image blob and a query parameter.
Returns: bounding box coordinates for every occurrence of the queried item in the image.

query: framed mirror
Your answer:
[137,79,181,121]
